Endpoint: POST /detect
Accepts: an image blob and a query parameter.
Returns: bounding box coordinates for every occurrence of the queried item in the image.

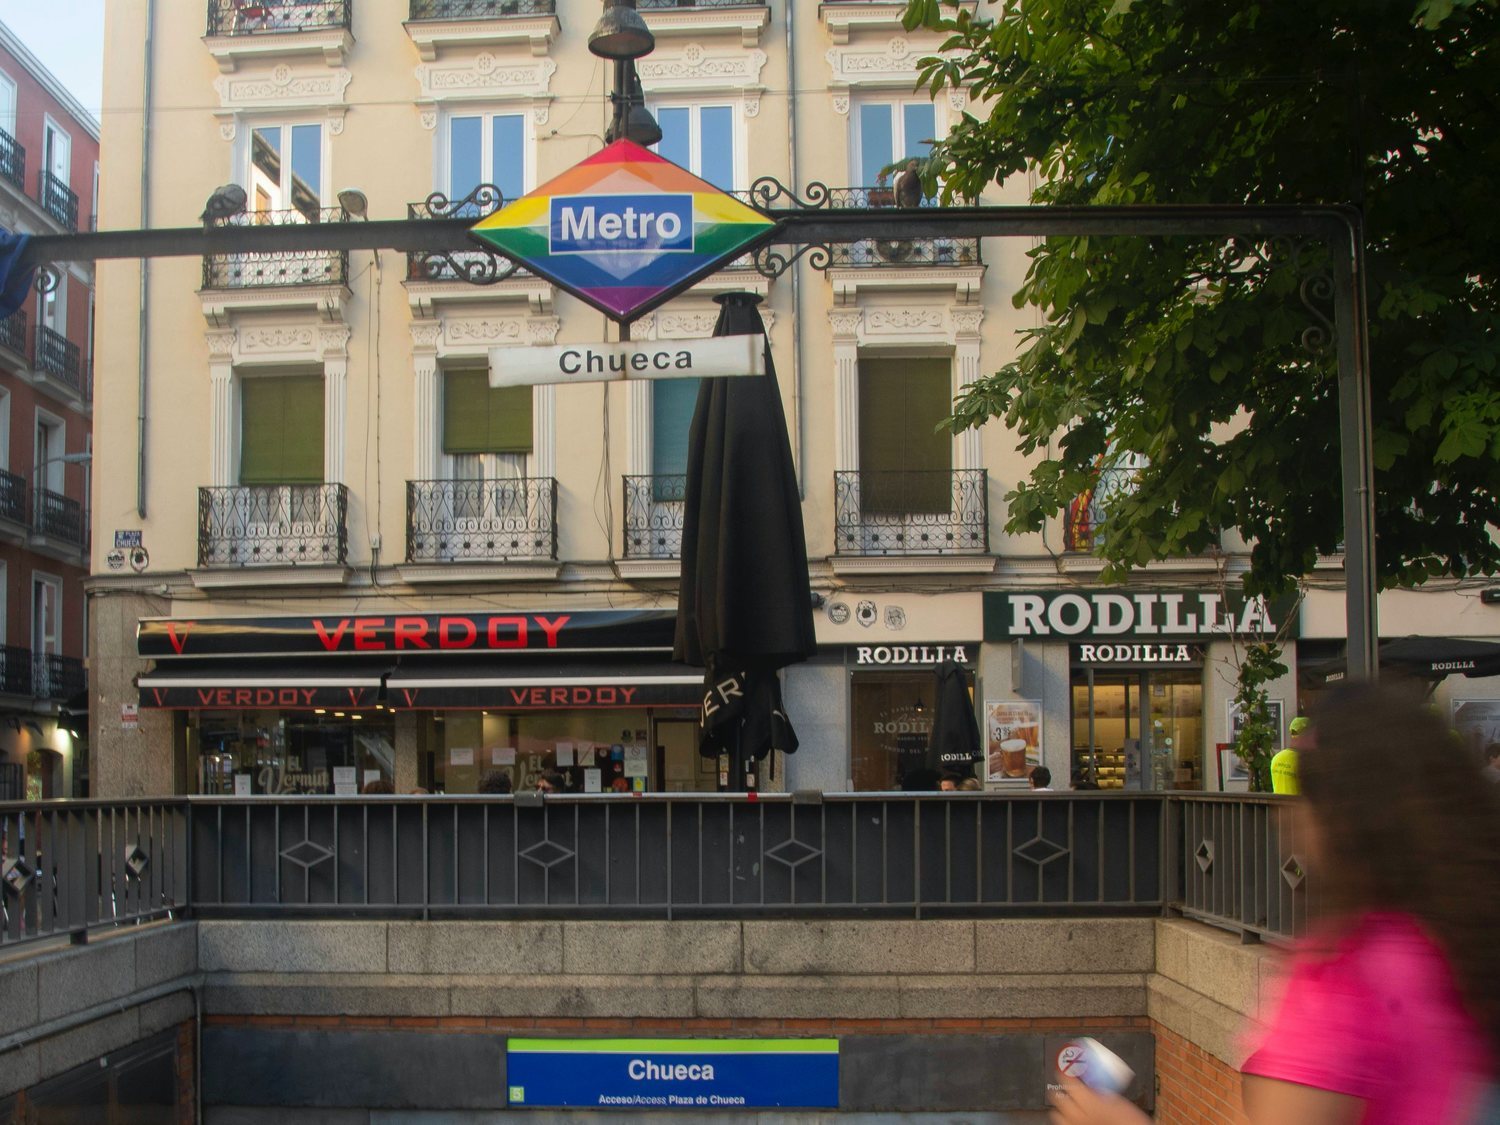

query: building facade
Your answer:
[88,0,1500,798]
[0,21,96,800]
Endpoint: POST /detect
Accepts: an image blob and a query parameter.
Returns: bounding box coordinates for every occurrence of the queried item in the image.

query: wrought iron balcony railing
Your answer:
[0,467,26,526]
[1064,453,1148,552]
[32,652,85,701]
[406,477,558,563]
[405,188,530,284]
[0,128,24,193]
[0,645,31,696]
[198,483,349,567]
[623,474,686,559]
[0,308,27,358]
[408,0,554,16]
[36,170,78,232]
[32,486,84,547]
[206,0,352,35]
[203,207,350,289]
[834,469,988,556]
[34,324,82,395]
[822,186,981,269]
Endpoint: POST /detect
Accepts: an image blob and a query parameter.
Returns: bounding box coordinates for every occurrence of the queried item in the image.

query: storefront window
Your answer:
[419,709,705,794]
[187,711,395,795]
[1070,670,1203,790]
[851,673,945,790]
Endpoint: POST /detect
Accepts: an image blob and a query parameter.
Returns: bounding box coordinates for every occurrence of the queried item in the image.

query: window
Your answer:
[34,411,64,493]
[857,356,952,513]
[41,272,66,335]
[239,376,324,485]
[443,368,531,484]
[651,377,698,482]
[854,100,937,188]
[32,573,61,658]
[0,70,15,139]
[248,123,323,219]
[43,117,71,186]
[445,112,527,210]
[652,104,737,190]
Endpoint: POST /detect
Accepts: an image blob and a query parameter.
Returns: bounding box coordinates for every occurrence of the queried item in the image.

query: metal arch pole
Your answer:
[1327,211,1379,681]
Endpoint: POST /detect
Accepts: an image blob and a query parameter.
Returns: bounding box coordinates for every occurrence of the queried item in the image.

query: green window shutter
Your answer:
[857,357,952,514]
[240,376,324,485]
[443,370,533,456]
[651,377,700,479]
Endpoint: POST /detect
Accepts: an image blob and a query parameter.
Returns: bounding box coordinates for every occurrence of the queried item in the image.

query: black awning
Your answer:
[138,660,387,710]
[1310,636,1500,683]
[384,661,703,710]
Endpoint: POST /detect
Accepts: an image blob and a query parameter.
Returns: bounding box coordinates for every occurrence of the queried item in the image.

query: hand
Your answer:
[1048,1076,1153,1125]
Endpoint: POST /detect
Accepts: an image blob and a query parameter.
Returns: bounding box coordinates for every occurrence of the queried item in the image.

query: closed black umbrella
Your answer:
[924,658,982,783]
[673,292,816,790]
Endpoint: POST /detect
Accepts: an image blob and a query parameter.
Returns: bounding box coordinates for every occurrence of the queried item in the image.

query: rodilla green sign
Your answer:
[505,1038,839,1109]
[983,589,1295,643]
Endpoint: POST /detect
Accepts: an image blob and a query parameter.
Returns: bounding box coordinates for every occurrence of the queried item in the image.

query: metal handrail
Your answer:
[36,170,78,232]
[0,468,25,526]
[197,483,349,567]
[31,485,84,547]
[0,793,1304,950]
[623,474,686,559]
[203,206,351,289]
[0,308,26,357]
[34,324,82,394]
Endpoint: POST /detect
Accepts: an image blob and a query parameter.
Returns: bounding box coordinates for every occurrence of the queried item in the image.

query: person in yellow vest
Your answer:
[1270,715,1312,794]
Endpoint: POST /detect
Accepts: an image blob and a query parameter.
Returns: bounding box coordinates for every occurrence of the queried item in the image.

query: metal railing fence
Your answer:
[36,170,78,232]
[409,0,554,16]
[32,486,85,548]
[197,483,349,567]
[203,207,350,289]
[34,324,83,395]
[623,474,686,559]
[0,128,24,192]
[0,794,1305,951]
[0,801,188,948]
[406,477,559,563]
[834,468,989,555]
[0,467,25,526]
[206,0,352,35]
[0,308,26,357]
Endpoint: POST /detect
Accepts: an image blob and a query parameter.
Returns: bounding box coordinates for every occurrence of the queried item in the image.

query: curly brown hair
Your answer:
[1303,682,1500,1054]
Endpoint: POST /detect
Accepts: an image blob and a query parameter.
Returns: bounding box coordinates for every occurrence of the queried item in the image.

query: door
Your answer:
[654,717,708,792]
[1071,668,1204,790]
[44,118,70,186]
[32,574,61,696]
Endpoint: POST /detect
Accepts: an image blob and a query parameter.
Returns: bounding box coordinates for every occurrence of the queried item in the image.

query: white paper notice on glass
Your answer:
[333,766,358,795]
[449,747,475,767]
[584,768,602,793]
[492,746,516,766]
[623,745,649,779]
[556,741,575,767]
[233,773,251,796]
[577,743,596,767]
[363,770,381,788]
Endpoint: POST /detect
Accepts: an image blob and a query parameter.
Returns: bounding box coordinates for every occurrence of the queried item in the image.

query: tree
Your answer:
[904,0,1500,595]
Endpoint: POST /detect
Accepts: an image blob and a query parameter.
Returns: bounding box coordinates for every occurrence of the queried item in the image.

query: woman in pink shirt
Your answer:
[1051,683,1500,1124]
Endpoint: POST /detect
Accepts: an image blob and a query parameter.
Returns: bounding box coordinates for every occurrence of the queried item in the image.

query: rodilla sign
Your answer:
[505,1038,839,1109]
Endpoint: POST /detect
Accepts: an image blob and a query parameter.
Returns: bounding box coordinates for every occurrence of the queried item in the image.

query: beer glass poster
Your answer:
[985,700,1041,782]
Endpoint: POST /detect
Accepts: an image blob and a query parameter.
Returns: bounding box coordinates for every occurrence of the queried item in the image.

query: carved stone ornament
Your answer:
[827,38,964,97]
[415,56,557,103]
[205,329,238,362]
[214,66,353,111]
[829,310,864,339]
[239,326,317,354]
[657,311,721,340]
[409,323,443,351]
[950,307,986,336]
[319,325,353,356]
[526,317,562,346]
[445,317,524,345]
[639,45,768,93]
[866,308,946,333]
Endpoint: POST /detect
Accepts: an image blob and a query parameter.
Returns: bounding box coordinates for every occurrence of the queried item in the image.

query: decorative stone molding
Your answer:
[319,325,353,358]
[827,31,970,107]
[828,310,863,341]
[404,14,561,61]
[866,308,944,333]
[205,329,238,362]
[445,316,526,345]
[641,6,772,49]
[639,44,767,96]
[204,27,352,74]
[214,65,352,111]
[526,317,561,346]
[409,322,443,351]
[656,311,720,340]
[821,0,978,45]
[415,54,556,106]
[239,326,317,356]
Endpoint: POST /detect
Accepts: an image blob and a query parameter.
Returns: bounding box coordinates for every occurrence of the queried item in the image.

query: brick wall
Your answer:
[1152,1019,1249,1125]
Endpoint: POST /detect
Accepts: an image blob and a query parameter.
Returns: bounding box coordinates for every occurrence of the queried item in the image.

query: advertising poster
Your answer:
[985,700,1042,782]
[506,1039,838,1109]
[1453,699,1500,756]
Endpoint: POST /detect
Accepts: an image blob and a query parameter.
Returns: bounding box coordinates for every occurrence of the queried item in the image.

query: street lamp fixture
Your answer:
[201,184,248,225]
[337,188,369,220]
[589,1,662,150]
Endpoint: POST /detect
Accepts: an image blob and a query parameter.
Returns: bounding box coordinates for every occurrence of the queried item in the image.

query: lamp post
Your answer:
[588,1,662,148]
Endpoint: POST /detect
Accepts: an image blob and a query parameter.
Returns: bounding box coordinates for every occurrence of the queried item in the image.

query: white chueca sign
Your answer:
[490,336,765,388]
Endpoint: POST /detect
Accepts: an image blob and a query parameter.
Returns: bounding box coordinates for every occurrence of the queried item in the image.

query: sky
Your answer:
[1,3,105,124]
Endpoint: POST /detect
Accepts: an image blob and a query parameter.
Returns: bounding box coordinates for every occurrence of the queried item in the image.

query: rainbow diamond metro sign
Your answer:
[469,139,776,322]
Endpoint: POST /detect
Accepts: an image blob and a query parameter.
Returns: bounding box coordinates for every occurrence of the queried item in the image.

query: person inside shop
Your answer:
[958,777,983,791]
[1071,769,1101,791]
[536,771,567,794]
[361,777,394,795]
[938,774,963,792]
[1029,766,1054,792]
[477,771,512,795]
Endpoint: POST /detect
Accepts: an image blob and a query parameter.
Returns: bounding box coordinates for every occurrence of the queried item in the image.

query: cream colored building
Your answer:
[87,0,1500,799]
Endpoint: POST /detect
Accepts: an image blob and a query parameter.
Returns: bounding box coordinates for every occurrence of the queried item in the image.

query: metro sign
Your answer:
[469,139,775,321]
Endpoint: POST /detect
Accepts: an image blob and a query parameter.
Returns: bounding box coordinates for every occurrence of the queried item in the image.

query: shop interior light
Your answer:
[351,714,363,721]
[334,712,346,718]
[315,708,326,715]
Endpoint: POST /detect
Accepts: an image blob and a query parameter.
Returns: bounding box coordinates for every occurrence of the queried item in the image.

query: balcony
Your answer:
[206,0,351,35]
[0,647,83,701]
[198,483,348,568]
[202,207,349,290]
[825,187,981,271]
[0,467,26,533]
[834,469,988,557]
[638,0,766,7]
[0,128,24,193]
[1064,453,1148,552]
[408,0,554,16]
[36,170,78,232]
[406,477,558,563]
[0,308,27,361]
[0,644,28,696]
[623,474,685,560]
[34,324,83,399]
[31,486,85,551]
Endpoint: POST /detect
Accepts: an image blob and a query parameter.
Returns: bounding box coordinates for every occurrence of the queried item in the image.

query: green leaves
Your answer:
[925,0,1500,592]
